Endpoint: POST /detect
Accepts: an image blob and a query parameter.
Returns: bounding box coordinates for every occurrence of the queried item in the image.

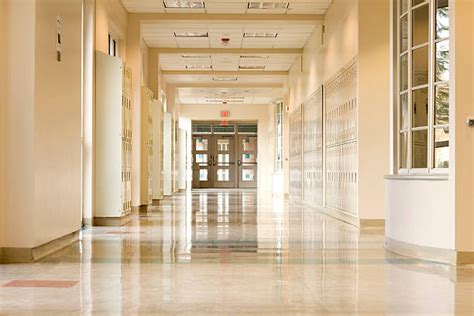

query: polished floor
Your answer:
[1,190,473,315]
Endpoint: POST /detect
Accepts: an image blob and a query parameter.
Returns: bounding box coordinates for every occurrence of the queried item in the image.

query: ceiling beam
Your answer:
[150,48,302,54]
[173,83,283,88]
[162,70,288,76]
[133,13,323,24]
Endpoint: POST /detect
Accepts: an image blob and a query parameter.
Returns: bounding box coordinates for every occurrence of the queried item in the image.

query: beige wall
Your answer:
[287,0,358,112]
[95,0,127,58]
[180,104,275,195]
[1,0,83,248]
[453,0,474,252]
[358,0,391,220]
[33,0,83,245]
[286,0,390,221]
[127,14,150,206]
[3,0,36,247]
[0,0,6,248]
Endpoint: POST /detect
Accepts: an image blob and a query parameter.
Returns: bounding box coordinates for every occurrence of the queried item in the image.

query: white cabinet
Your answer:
[163,113,173,196]
[95,51,132,222]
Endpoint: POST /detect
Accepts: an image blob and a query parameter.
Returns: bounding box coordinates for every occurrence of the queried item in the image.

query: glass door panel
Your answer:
[192,135,212,188]
[213,136,236,188]
[238,136,258,188]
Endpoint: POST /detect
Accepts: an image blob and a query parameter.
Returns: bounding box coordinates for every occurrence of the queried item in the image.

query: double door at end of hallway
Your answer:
[192,135,257,189]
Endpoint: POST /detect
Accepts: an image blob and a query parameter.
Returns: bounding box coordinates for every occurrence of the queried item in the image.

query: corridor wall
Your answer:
[289,60,358,221]
[0,0,6,250]
[1,0,83,261]
[286,0,390,225]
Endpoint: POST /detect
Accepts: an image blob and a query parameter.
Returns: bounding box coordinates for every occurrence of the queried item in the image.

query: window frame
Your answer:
[396,0,450,175]
[275,100,284,173]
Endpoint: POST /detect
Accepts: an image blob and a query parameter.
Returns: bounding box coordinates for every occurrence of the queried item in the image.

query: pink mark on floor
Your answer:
[2,280,78,288]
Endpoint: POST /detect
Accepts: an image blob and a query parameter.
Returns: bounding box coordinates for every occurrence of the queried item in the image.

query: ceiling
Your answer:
[122,0,332,15]
[159,53,299,71]
[120,1,330,105]
[177,87,282,104]
[141,21,316,49]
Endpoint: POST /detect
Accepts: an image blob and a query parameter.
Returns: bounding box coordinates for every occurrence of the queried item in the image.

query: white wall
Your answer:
[180,104,275,195]
[385,178,454,250]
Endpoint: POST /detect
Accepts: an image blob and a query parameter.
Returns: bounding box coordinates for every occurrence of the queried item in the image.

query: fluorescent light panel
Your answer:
[185,64,212,69]
[243,32,278,38]
[212,77,238,81]
[240,55,269,59]
[164,1,205,9]
[247,2,289,9]
[239,65,266,70]
[182,55,211,59]
[174,32,208,38]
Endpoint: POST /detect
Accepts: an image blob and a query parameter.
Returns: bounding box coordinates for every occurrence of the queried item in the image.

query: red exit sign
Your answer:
[220,110,230,118]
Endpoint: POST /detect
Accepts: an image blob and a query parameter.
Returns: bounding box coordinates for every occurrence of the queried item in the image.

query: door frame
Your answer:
[192,121,258,189]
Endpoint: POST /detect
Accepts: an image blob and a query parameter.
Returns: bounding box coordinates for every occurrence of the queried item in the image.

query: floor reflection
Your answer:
[0,189,473,314]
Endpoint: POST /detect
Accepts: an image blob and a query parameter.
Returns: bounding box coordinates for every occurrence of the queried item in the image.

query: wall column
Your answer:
[452,0,474,258]
[127,14,143,207]
[357,0,391,223]
[82,0,96,224]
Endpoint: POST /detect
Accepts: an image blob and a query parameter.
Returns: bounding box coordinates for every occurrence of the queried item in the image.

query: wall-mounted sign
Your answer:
[220,110,230,118]
[56,16,62,62]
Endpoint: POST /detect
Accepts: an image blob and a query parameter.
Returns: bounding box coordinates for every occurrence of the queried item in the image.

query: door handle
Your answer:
[238,160,242,166]
[208,155,213,166]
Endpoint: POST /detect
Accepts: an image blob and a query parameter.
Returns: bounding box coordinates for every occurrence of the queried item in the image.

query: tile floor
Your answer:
[0,190,473,315]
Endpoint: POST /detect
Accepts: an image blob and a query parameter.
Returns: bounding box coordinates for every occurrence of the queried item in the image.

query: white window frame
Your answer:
[396,0,450,175]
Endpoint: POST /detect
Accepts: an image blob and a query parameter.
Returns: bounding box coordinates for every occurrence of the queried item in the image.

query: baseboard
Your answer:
[294,199,360,227]
[0,230,80,263]
[93,214,131,226]
[83,217,93,227]
[360,219,385,229]
[384,237,474,265]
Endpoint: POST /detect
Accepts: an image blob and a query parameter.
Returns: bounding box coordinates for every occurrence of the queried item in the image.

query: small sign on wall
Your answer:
[56,16,62,62]
[220,110,230,118]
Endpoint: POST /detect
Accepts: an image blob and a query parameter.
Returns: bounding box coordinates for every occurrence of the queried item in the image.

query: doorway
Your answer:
[192,122,257,189]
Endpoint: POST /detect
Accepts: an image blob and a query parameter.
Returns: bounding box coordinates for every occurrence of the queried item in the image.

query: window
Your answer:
[396,0,450,173]
[108,34,117,57]
[275,101,284,172]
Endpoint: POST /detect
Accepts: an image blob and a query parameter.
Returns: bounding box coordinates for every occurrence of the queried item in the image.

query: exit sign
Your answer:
[221,110,230,118]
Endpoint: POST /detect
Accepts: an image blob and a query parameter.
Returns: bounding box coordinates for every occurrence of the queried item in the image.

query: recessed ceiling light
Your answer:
[186,65,212,69]
[239,65,266,70]
[182,55,211,59]
[247,2,289,9]
[212,77,238,81]
[243,32,278,38]
[174,32,208,38]
[164,1,205,9]
[240,55,270,59]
